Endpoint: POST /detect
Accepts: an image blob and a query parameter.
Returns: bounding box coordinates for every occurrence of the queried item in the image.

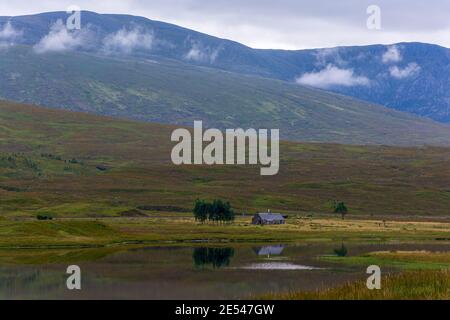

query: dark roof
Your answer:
[254,213,285,221]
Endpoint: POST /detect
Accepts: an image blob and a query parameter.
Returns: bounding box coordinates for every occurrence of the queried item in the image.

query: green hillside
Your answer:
[0,100,449,218]
[3,11,450,123]
[1,46,450,146]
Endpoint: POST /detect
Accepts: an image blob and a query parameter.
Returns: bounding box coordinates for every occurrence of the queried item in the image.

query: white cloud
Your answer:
[0,21,22,48]
[2,1,450,50]
[0,21,22,40]
[314,48,346,67]
[33,19,90,53]
[102,27,153,54]
[296,64,370,88]
[389,62,421,79]
[184,41,220,63]
[382,45,402,63]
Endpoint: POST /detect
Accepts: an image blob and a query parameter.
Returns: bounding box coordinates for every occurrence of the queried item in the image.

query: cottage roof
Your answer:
[255,213,285,221]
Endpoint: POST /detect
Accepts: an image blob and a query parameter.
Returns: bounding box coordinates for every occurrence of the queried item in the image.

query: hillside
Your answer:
[1,11,450,122]
[280,43,450,123]
[1,46,450,146]
[0,100,449,217]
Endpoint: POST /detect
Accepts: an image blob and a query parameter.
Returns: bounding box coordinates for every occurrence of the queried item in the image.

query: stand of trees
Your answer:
[193,199,235,223]
[334,201,348,219]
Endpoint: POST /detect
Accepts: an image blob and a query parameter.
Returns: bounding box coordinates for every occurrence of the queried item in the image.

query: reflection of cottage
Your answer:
[252,213,285,225]
[253,245,285,256]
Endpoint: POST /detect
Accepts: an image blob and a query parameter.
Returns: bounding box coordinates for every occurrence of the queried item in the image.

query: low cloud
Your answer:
[33,19,90,53]
[389,62,421,79]
[382,45,402,63]
[0,21,23,48]
[102,26,153,54]
[0,21,22,39]
[184,41,220,64]
[296,64,370,89]
[314,48,346,67]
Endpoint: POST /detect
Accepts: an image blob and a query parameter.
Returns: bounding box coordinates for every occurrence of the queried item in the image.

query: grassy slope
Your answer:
[0,100,449,218]
[1,46,450,146]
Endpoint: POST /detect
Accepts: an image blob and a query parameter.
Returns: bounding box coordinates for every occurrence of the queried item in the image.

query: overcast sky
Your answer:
[1,0,449,49]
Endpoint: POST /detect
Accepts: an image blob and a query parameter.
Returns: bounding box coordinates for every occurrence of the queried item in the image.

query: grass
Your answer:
[0,219,121,247]
[2,45,450,147]
[258,270,450,300]
[321,250,450,270]
[0,101,449,219]
[0,99,448,298]
[255,250,450,300]
[0,216,448,248]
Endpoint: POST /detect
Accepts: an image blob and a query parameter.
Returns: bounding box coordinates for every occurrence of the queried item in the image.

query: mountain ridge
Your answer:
[1,45,450,146]
[1,11,450,146]
[1,11,449,122]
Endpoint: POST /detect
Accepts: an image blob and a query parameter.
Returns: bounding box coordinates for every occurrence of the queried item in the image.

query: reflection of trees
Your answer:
[333,243,348,257]
[192,247,235,268]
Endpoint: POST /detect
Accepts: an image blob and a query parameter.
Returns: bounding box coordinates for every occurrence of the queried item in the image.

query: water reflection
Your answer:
[333,243,348,257]
[253,245,285,257]
[192,247,235,269]
[0,242,448,299]
[241,262,320,270]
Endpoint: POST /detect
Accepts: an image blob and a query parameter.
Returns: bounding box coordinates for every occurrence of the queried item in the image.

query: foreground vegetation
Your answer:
[259,270,449,300]
[322,250,450,270]
[259,250,450,300]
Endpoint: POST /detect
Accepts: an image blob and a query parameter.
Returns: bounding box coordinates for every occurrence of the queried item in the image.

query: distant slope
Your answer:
[1,11,450,122]
[0,100,449,217]
[276,43,450,123]
[1,46,449,146]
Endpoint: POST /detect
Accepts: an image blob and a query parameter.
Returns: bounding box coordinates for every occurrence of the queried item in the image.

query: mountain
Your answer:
[1,100,449,217]
[1,11,449,122]
[281,43,450,123]
[1,45,450,146]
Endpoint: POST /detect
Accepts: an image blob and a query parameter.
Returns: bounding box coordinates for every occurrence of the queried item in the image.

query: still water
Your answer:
[0,242,448,299]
